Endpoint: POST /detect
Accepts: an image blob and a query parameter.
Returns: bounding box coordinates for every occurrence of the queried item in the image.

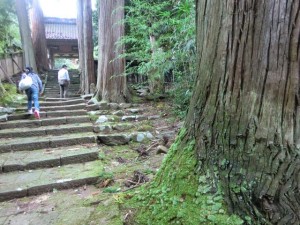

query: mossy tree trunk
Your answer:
[30,0,49,72]
[159,0,299,223]
[95,0,129,103]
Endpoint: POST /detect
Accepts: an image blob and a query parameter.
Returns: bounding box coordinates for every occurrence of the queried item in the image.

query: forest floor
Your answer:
[0,97,182,225]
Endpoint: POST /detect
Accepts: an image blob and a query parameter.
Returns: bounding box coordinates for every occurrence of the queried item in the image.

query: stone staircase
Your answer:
[43,69,81,98]
[0,70,102,202]
[0,70,176,203]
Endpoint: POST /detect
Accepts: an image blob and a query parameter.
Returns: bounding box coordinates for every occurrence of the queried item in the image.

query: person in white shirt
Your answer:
[58,64,70,98]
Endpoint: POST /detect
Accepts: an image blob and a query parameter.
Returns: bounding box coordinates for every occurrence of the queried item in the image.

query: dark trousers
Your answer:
[59,82,69,98]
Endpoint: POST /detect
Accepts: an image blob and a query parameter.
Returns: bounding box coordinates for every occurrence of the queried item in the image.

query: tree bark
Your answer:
[30,0,49,72]
[15,0,37,72]
[83,0,95,94]
[153,0,300,223]
[77,0,95,95]
[77,0,85,93]
[95,0,128,103]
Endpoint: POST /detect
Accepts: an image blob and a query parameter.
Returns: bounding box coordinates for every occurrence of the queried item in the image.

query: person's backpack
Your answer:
[19,74,33,91]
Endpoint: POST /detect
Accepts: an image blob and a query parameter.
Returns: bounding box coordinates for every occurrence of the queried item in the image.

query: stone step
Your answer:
[45,94,82,98]
[0,115,91,129]
[45,85,80,88]
[42,97,84,102]
[96,131,153,146]
[44,89,80,93]
[0,160,102,202]
[21,98,85,106]
[7,109,87,120]
[0,122,94,139]
[94,114,152,123]
[0,132,96,153]
[0,144,99,173]
[40,103,86,111]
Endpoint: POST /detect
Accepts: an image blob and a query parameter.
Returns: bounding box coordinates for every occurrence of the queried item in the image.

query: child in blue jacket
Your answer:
[21,66,43,119]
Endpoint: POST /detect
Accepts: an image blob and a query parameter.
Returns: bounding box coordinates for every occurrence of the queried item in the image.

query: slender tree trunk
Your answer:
[15,0,37,72]
[153,0,300,223]
[95,0,128,103]
[77,0,85,93]
[77,0,95,95]
[83,0,95,94]
[30,0,49,72]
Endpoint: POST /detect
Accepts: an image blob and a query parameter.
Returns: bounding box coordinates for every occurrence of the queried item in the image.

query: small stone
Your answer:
[0,114,8,122]
[119,103,132,109]
[121,116,136,121]
[135,115,147,121]
[146,132,153,139]
[108,103,119,110]
[99,102,110,110]
[113,110,125,116]
[96,115,108,123]
[136,133,145,142]
[156,145,168,154]
[128,108,142,113]
[148,115,160,120]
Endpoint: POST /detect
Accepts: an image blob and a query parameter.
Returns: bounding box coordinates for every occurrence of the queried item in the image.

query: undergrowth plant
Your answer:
[120,0,196,116]
[0,83,24,107]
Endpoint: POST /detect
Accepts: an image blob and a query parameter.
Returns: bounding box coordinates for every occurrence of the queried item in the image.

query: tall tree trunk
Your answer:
[83,0,95,94]
[77,0,85,94]
[15,0,37,72]
[151,0,300,224]
[29,0,49,73]
[95,0,128,103]
[77,0,95,95]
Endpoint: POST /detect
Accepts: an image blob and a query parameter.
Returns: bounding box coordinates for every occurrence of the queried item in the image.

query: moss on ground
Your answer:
[0,83,25,107]
[119,129,244,225]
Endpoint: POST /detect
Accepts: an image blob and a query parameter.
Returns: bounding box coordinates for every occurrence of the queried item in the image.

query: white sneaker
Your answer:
[28,109,33,114]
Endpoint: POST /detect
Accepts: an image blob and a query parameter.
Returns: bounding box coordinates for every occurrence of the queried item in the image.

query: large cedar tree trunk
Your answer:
[95,0,128,103]
[77,0,95,94]
[15,0,37,72]
[30,0,49,72]
[155,0,300,223]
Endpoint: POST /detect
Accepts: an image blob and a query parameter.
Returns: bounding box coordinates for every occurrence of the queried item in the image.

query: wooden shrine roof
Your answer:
[44,17,77,40]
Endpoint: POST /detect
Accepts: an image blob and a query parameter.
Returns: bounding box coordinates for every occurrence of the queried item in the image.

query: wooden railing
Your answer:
[0,52,24,81]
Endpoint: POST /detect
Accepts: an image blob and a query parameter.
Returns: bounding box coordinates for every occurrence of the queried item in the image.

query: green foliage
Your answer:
[122,0,196,114]
[0,83,25,107]
[54,59,79,70]
[99,171,114,180]
[103,186,121,193]
[0,0,21,55]
[169,75,193,118]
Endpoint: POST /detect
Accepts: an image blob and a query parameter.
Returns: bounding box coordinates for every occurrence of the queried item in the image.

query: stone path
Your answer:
[0,70,180,224]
